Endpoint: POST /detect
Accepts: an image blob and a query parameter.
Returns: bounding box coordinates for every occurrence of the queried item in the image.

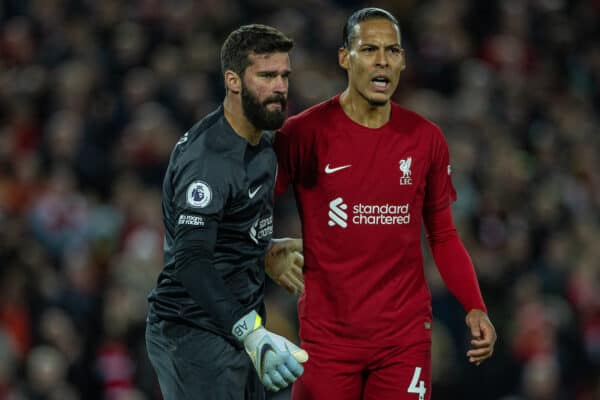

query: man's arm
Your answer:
[171,152,306,390]
[174,217,247,330]
[423,205,497,365]
[267,118,314,294]
[175,210,307,391]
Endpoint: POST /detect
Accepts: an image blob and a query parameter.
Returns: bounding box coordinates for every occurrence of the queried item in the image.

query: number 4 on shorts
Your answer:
[407,366,426,400]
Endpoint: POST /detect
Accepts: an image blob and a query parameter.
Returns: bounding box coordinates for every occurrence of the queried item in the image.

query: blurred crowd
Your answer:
[0,0,599,399]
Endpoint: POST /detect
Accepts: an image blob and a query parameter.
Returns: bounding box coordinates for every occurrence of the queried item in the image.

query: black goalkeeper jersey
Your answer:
[148,105,276,340]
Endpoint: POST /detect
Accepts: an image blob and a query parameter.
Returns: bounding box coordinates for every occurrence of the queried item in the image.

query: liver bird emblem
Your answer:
[399,157,412,178]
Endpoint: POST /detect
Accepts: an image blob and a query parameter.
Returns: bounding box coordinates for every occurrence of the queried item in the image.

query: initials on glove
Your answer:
[232,310,308,392]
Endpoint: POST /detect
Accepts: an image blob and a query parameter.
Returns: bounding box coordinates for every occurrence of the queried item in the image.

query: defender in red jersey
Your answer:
[274,8,497,400]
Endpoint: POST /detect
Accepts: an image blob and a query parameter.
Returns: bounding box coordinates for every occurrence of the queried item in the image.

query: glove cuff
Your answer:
[232,310,262,341]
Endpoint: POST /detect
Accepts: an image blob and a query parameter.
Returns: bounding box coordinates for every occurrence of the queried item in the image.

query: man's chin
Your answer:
[367,97,389,107]
[260,111,286,130]
[365,91,391,107]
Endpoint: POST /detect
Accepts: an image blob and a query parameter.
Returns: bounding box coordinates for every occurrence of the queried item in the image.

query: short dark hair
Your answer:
[220,24,294,76]
[343,8,401,49]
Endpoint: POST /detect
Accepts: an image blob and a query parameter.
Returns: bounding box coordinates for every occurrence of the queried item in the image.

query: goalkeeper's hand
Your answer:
[232,310,308,392]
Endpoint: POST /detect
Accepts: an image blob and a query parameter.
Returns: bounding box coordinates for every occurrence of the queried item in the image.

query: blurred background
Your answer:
[0,0,599,399]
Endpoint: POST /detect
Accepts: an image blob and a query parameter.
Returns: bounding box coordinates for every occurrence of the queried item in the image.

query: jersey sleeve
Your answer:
[172,153,228,255]
[171,156,247,332]
[423,205,487,313]
[423,126,457,212]
[274,116,317,197]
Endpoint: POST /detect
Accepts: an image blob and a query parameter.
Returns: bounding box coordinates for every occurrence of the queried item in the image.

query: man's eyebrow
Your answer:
[257,69,291,75]
[358,41,400,48]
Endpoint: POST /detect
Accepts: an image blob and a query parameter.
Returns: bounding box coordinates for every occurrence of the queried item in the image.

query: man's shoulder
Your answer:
[175,107,231,156]
[168,110,238,194]
[284,97,337,128]
[187,107,226,145]
[169,107,237,176]
[391,102,444,137]
[391,103,439,128]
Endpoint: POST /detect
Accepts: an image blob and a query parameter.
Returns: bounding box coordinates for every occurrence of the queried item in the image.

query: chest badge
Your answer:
[399,157,413,185]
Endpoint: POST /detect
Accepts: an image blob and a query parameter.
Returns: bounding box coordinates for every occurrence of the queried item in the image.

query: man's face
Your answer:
[241,52,291,130]
[340,18,405,106]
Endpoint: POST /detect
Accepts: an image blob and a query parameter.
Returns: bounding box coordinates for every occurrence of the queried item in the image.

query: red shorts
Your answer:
[292,339,431,400]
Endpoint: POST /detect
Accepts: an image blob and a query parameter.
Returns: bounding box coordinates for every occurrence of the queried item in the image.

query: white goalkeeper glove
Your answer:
[232,310,308,392]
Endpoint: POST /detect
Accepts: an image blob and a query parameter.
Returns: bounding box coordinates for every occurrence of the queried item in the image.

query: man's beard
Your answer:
[241,86,287,130]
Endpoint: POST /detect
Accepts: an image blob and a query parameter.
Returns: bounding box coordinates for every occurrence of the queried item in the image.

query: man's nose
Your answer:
[375,49,389,67]
[273,75,288,93]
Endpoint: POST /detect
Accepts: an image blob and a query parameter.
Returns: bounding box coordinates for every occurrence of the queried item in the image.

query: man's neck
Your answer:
[223,95,262,146]
[339,89,391,129]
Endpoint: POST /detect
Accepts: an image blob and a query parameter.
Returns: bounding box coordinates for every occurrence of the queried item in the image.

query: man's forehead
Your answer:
[353,19,400,45]
[248,51,289,63]
[248,52,290,69]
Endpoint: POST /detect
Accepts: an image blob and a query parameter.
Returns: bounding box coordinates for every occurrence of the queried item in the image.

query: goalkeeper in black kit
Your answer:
[145,24,307,400]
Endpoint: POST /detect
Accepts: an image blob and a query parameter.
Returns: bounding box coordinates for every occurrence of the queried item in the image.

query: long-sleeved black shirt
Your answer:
[147,106,276,340]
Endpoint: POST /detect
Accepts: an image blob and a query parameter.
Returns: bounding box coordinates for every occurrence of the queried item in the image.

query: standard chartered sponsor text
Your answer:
[257,215,273,239]
[352,203,410,225]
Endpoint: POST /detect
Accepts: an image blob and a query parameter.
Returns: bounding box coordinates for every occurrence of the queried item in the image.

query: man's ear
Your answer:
[224,70,241,94]
[338,47,349,70]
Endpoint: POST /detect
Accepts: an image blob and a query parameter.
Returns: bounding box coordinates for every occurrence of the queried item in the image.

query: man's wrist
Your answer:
[232,310,262,341]
[267,237,293,252]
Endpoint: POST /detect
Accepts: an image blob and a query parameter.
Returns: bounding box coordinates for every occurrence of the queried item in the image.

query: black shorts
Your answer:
[145,319,265,400]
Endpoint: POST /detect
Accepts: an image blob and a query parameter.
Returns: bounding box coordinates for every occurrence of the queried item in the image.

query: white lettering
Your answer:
[250,214,274,243]
[178,214,205,226]
[345,202,411,225]
[352,214,410,225]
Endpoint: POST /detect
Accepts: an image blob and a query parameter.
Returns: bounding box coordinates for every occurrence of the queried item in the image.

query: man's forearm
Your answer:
[174,223,247,332]
[424,206,487,312]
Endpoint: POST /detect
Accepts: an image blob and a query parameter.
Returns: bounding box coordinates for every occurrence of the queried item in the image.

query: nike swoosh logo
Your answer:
[249,185,262,199]
[258,342,275,377]
[324,164,352,174]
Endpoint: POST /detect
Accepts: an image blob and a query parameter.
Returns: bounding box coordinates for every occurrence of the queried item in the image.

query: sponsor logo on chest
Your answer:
[328,197,411,228]
[325,156,416,228]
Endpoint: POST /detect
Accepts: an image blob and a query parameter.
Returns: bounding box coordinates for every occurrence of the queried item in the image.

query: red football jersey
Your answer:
[274,95,457,347]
